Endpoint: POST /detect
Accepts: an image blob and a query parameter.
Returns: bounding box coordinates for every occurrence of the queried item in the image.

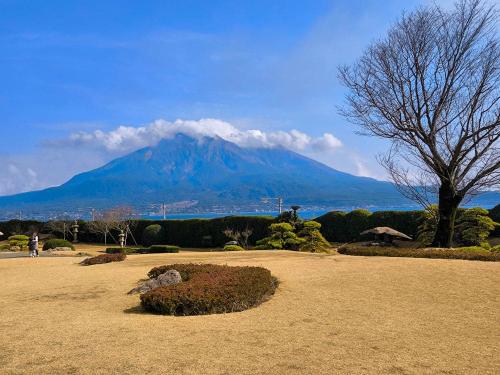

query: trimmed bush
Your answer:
[337,244,500,261]
[142,224,166,247]
[8,235,29,250]
[148,245,180,253]
[140,264,278,315]
[43,238,75,251]
[223,244,245,251]
[81,253,126,265]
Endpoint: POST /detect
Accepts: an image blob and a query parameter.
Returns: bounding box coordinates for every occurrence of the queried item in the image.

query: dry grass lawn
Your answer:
[0,249,498,375]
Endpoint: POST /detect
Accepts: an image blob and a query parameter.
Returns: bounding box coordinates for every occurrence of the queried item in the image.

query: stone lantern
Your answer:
[118,230,125,248]
[71,221,79,243]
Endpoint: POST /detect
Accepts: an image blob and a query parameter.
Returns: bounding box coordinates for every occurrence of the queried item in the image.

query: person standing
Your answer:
[29,233,39,257]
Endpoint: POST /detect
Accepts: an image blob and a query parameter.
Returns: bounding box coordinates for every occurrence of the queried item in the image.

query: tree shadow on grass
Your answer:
[123,305,147,314]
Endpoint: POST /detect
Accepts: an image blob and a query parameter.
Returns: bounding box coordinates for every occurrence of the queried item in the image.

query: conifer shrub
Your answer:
[255,222,303,250]
[455,207,498,246]
[42,239,74,251]
[298,221,330,253]
[140,264,278,315]
[81,253,126,265]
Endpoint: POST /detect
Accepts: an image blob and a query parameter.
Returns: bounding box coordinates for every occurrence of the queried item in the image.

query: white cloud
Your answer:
[58,118,343,155]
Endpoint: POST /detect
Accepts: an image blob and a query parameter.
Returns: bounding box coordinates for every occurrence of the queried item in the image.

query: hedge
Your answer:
[1,206,498,247]
[140,264,278,315]
[148,245,180,253]
[490,204,500,236]
[316,210,424,243]
[337,245,500,261]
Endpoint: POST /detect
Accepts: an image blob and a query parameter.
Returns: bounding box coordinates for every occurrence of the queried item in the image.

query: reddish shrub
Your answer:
[81,253,126,265]
[140,264,278,316]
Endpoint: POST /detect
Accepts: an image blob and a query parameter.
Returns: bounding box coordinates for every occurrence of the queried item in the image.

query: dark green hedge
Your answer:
[315,209,423,243]
[489,204,500,236]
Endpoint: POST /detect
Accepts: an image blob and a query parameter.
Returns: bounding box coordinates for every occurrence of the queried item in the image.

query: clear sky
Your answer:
[0,0,454,195]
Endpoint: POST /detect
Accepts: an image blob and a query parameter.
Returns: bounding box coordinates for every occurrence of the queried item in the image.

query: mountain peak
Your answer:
[0,134,410,214]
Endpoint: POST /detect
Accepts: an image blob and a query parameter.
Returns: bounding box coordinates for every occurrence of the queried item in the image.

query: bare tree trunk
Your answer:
[431,182,463,248]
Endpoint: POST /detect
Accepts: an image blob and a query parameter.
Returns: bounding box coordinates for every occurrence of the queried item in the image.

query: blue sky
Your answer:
[0,0,452,195]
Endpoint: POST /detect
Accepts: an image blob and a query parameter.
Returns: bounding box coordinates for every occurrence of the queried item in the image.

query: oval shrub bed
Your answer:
[81,253,126,265]
[140,263,278,316]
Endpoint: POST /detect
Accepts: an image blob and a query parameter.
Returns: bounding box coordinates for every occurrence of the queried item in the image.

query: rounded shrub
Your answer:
[142,224,166,247]
[81,253,126,266]
[223,244,245,251]
[140,263,278,315]
[43,238,74,251]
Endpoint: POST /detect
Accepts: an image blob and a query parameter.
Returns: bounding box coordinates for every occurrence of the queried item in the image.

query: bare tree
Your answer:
[86,211,113,245]
[45,217,72,240]
[223,227,253,249]
[87,207,138,246]
[106,206,138,246]
[338,0,499,247]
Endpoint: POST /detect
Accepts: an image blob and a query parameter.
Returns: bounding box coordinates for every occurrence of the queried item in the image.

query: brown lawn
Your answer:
[0,249,498,375]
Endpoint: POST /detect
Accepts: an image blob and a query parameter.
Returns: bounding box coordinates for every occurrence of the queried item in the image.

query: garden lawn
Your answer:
[0,250,498,375]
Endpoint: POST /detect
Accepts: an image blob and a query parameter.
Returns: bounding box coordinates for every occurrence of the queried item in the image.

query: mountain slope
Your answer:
[0,134,410,212]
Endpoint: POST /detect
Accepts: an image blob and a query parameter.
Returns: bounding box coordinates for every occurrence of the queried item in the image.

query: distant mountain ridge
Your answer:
[0,134,497,215]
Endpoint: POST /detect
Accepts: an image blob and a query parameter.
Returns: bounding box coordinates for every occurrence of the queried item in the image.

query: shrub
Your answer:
[142,224,166,247]
[8,235,29,250]
[148,245,180,253]
[140,264,278,315]
[491,245,500,253]
[456,207,498,246]
[256,222,303,250]
[42,238,75,251]
[223,244,245,251]
[417,205,438,246]
[337,244,500,261]
[81,253,126,265]
[298,221,330,253]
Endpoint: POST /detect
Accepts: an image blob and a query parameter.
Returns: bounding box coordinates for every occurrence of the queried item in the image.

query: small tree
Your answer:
[456,207,498,246]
